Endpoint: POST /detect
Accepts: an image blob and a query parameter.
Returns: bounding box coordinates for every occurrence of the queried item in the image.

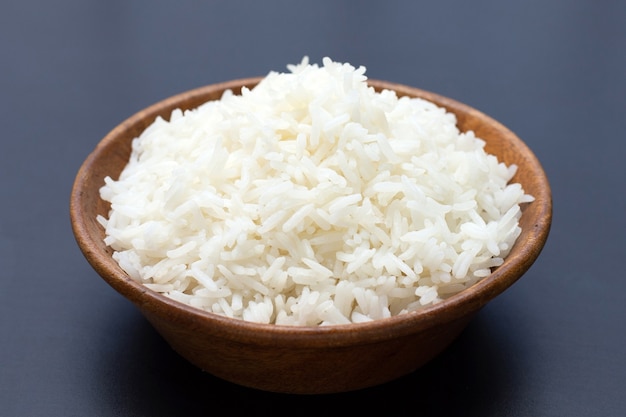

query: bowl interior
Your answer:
[70,77,552,340]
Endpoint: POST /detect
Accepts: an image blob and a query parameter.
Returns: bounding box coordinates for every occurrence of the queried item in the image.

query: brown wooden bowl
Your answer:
[70,78,552,394]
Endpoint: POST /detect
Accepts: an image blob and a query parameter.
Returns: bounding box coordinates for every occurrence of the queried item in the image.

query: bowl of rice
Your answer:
[70,57,551,394]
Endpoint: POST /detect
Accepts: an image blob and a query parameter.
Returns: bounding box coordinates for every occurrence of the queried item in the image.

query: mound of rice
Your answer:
[98,57,533,326]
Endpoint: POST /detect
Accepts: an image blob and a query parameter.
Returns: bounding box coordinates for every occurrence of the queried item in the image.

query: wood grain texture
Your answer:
[70,78,552,394]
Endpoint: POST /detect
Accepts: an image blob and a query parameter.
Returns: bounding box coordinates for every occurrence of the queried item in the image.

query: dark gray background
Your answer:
[1,1,625,416]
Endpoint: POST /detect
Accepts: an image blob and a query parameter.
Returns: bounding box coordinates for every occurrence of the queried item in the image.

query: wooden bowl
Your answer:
[70,78,552,394]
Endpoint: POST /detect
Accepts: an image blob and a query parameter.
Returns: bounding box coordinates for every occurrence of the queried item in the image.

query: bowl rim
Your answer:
[70,77,552,347]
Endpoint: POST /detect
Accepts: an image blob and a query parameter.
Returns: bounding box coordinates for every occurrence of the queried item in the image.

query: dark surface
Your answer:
[1,1,624,416]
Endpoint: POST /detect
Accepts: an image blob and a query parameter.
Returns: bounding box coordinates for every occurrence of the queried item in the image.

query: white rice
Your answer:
[98,57,534,326]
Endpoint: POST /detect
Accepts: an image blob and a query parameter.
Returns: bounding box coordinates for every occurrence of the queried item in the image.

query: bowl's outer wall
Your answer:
[141,306,476,394]
[70,78,552,394]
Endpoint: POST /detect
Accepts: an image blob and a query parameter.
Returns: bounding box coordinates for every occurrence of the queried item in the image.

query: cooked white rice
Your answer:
[98,57,534,326]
